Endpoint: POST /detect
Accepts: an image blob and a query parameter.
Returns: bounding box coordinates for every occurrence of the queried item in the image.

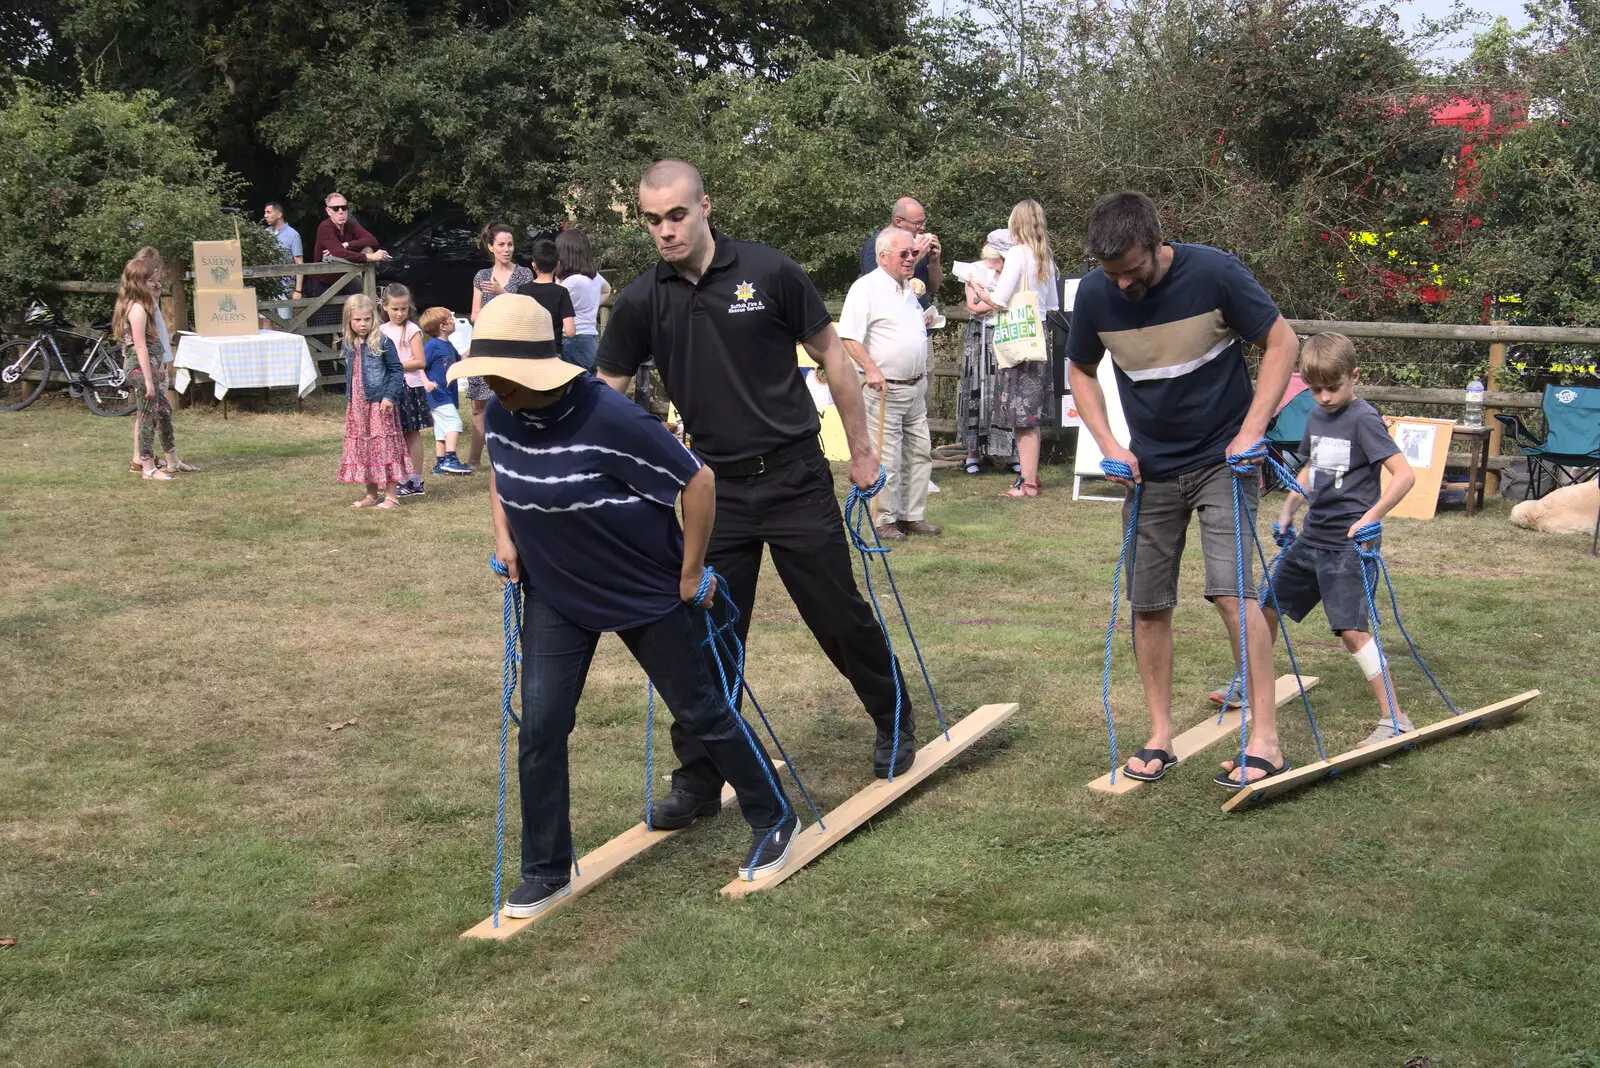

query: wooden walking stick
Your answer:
[871,385,886,527]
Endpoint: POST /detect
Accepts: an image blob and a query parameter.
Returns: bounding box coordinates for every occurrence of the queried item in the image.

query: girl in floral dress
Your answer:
[338,294,412,509]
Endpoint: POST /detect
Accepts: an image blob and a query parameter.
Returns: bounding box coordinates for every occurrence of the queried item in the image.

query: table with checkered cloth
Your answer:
[172,331,319,399]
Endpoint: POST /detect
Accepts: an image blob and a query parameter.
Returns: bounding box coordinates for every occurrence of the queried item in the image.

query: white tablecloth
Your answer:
[173,331,318,399]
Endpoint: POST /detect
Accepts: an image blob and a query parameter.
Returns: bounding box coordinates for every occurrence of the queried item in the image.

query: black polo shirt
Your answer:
[596,232,832,463]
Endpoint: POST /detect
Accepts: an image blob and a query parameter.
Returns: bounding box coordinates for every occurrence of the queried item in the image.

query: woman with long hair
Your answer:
[337,293,411,509]
[968,200,1058,497]
[466,222,533,467]
[555,228,611,370]
[114,247,190,480]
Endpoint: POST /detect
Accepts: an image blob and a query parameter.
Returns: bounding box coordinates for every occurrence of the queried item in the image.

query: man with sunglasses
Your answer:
[839,227,939,541]
[858,197,942,308]
[308,193,390,323]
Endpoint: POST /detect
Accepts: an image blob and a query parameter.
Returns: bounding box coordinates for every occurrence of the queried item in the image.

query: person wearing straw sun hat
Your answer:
[450,293,796,918]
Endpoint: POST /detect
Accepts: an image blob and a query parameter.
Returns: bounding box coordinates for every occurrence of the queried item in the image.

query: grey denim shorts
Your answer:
[1121,461,1259,612]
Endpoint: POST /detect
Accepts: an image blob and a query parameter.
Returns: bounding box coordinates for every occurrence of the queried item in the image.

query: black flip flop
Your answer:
[1121,748,1178,782]
[1214,754,1292,790]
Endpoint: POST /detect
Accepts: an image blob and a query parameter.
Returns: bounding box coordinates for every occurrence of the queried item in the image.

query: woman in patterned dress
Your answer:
[967,201,1058,498]
[338,294,413,509]
[465,222,534,469]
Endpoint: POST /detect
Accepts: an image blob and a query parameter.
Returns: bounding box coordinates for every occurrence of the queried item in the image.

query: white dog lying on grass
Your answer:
[1510,480,1600,534]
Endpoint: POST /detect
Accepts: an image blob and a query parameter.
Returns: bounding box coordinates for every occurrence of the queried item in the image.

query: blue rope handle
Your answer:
[1097,458,1140,783]
[1245,515,1327,763]
[696,567,828,874]
[488,555,521,927]
[1224,452,1258,782]
[841,466,951,782]
[1354,522,1460,718]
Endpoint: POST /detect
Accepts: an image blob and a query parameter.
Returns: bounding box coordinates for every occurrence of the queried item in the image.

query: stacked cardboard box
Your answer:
[191,234,258,337]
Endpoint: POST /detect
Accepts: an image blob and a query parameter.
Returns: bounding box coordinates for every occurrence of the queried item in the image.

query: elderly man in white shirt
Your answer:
[840,227,940,540]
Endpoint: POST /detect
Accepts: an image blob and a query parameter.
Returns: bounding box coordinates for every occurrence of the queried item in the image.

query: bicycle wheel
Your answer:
[0,339,50,410]
[80,347,136,417]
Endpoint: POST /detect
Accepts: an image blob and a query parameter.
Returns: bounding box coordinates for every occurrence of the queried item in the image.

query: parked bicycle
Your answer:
[0,304,135,416]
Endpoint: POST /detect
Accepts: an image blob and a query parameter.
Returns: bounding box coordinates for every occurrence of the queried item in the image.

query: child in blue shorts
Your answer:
[420,306,471,475]
[1246,333,1419,756]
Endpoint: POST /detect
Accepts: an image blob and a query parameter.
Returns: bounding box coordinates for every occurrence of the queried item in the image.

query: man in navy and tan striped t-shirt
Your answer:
[1066,191,1300,790]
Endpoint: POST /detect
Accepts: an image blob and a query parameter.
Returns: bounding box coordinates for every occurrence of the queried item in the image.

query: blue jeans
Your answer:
[517,593,788,884]
[562,334,598,370]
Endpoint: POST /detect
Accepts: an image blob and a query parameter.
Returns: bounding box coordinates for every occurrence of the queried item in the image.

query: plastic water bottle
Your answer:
[1463,379,1485,427]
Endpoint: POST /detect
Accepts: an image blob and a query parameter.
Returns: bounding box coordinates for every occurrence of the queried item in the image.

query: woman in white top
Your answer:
[968,200,1058,498]
[555,228,610,370]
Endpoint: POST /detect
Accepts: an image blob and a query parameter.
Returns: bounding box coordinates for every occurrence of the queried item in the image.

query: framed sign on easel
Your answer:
[1383,416,1456,520]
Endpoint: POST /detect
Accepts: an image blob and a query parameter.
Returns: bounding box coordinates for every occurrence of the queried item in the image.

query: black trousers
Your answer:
[520,595,788,884]
[668,442,913,798]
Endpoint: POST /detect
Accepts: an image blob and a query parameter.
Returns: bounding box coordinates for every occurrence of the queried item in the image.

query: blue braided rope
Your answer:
[488,555,522,928]
[1098,458,1140,783]
[1245,519,1327,762]
[1224,453,1257,783]
[692,567,825,874]
[643,682,656,831]
[707,622,826,828]
[841,466,950,779]
[642,570,718,833]
[1354,523,1460,717]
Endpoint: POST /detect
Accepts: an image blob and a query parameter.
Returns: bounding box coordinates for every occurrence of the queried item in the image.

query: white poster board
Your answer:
[1071,352,1131,502]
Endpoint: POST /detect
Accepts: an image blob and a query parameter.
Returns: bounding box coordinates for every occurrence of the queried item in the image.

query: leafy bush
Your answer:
[0,84,280,324]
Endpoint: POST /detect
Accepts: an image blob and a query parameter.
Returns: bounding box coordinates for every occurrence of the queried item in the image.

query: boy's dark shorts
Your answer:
[1265,536,1374,634]
[1122,461,1258,612]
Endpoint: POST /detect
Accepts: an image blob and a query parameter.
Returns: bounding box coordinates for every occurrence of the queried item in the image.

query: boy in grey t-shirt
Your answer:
[1219,334,1418,772]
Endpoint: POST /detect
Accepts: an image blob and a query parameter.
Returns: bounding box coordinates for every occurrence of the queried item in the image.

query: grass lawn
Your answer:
[3,394,1599,1068]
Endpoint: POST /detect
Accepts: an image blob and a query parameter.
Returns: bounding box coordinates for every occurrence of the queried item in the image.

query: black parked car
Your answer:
[377,211,555,312]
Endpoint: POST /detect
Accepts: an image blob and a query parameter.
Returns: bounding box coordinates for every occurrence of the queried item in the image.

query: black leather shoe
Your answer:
[872,723,916,778]
[648,788,722,829]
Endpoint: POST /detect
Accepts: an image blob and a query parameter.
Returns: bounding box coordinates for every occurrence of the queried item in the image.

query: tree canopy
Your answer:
[3,0,1597,356]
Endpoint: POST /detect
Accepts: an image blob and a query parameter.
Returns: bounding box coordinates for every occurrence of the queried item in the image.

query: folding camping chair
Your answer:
[1495,385,1600,500]
[1264,390,1316,493]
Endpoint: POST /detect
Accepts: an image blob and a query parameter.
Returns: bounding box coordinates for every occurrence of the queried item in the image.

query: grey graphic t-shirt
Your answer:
[1298,397,1400,550]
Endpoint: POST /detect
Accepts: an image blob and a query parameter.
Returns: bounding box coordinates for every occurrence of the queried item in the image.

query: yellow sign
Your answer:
[796,345,851,461]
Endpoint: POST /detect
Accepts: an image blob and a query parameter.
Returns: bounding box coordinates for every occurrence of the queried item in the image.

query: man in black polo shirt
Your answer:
[858,197,942,308]
[597,160,918,829]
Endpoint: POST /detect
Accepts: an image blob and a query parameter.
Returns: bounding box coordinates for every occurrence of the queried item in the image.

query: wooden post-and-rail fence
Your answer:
[53,261,378,392]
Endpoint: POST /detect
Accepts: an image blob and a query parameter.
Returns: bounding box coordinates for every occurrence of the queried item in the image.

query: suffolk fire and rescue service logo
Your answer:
[729,281,764,314]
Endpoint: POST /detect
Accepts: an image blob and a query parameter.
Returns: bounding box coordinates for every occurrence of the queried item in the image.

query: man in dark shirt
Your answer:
[598,159,917,829]
[858,197,942,308]
[308,192,389,324]
[1066,190,1300,788]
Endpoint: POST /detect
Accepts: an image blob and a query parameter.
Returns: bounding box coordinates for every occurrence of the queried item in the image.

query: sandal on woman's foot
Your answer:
[1003,477,1039,498]
[1122,748,1178,782]
[141,467,173,481]
[1214,755,1291,789]
[170,460,200,473]
[375,496,399,510]
[964,458,981,475]
[350,495,378,509]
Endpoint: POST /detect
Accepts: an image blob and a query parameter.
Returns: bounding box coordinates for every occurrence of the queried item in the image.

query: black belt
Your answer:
[703,438,820,479]
[883,374,925,385]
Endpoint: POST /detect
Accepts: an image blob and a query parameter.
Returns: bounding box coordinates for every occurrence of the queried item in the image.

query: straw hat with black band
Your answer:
[446,294,584,393]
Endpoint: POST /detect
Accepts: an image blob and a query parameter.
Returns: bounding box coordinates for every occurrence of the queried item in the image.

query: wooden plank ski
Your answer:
[1222,689,1539,812]
[719,702,1021,898]
[461,767,781,940]
[1087,674,1321,795]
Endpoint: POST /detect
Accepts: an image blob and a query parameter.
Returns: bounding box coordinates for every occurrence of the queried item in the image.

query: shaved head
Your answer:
[641,159,705,201]
[638,159,714,275]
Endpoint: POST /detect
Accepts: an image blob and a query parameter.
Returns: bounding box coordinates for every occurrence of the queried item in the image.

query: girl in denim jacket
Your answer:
[337,293,413,509]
